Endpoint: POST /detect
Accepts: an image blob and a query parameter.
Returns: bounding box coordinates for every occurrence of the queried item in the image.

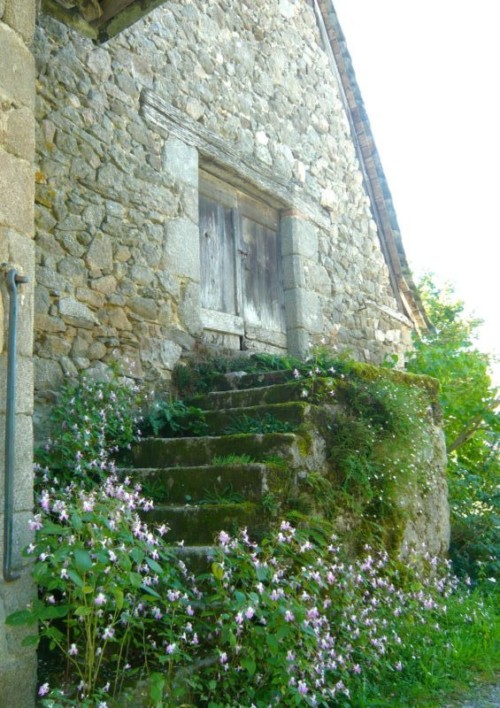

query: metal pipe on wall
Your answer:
[3,269,28,583]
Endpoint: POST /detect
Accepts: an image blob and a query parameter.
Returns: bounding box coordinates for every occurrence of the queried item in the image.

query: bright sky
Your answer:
[333,0,499,382]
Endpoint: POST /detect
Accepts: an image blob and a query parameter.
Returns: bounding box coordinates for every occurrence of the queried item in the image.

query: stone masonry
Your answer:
[33,0,414,410]
[0,1,37,706]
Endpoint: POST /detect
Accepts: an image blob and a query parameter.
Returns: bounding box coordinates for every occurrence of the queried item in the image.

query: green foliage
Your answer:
[406,276,499,580]
[10,477,200,705]
[199,485,245,505]
[212,454,256,465]
[197,523,498,707]
[143,398,207,438]
[35,366,143,488]
[324,374,429,549]
[224,413,296,435]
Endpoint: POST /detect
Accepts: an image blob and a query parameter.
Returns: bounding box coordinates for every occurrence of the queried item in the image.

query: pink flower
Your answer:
[94,592,106,606]
[245,607,255,620]
[166,643,176,654]
[38,683,50,696]
[102,626,115,641]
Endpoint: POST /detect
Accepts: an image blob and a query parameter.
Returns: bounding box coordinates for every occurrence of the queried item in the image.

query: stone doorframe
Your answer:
[142,91,326,358]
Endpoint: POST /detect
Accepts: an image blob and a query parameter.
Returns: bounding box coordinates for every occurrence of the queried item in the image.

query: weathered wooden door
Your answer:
[199,173,286,349]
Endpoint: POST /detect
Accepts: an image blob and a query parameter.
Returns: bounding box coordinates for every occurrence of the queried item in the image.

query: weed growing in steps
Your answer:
[142,398,207,437]
[199,484,245,505]
[212,453,256,465]
[224,412,296,435]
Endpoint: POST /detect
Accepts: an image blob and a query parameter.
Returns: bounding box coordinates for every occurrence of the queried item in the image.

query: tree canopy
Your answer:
[406,276,499,579]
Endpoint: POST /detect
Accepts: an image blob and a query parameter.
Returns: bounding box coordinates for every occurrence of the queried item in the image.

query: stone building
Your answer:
[0,1,429,704]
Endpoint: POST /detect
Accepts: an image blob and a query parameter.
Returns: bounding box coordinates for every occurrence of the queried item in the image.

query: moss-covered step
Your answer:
[197,401,310,435]
[201,369,294,392]
[124,463,275,503]
[133,432,316,469]
[191,381,310,411]
[143,502,267,545]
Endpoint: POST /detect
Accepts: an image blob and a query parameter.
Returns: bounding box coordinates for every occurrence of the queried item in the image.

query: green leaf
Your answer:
[5,609,34,626]
[74,549,93,572]
[145,557,163,575]
[241,656,256,676]
[148,672,165,704]
[39,605,70,620]
[128,571,143,588]
[266,633,279,655]
[67,569,83,587]
[212,562,224,581]
[74,605,92,617]
[113,588,124,610]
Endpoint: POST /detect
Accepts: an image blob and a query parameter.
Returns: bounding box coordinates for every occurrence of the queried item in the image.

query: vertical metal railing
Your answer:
[3,269,28,582]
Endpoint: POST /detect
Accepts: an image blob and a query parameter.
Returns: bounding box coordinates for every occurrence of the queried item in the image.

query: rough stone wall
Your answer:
[33,0,413,405]
[0,1,37,705]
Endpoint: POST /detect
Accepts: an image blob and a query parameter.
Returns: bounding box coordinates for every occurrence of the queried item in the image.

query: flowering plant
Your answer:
[198,521,462,707]
[7,471,201,705]
[35,366,144,488]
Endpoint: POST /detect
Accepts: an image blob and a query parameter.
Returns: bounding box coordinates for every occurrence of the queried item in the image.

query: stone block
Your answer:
[163,136,198,188]
[286,327,310,357]
[128,296,158,321]
[34,356,63,391]
[59,297,98,329]
[282,254,306,290]
[75,287,105,309]
[0,106,35,161]
[3,0,36,44]
[0,152,34,236]
[280,215,318,259]
[0,413,33,512]
[164,218,200,280]
[0,24,35,109]
[0,357,33,414]
[160,340,182,370]
[0,648,37,707]
[178,281,202,336]
[90,275,117,295]
[86,232,113,274]
[284,287,322,333]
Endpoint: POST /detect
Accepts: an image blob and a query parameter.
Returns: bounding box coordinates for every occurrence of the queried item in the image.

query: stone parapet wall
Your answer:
[0,1,37,705]
[33,0,412,404]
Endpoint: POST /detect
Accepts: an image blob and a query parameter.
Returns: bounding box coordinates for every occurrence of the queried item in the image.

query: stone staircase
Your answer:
[125,370,325,565]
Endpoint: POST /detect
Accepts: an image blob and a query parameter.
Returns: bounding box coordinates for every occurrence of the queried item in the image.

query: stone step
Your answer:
[124,463,273,503]
[143,502,266,545]
[199,401,309,435]
[204,369,294,392]
[192,381,307,411]
[133,432,311,469]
